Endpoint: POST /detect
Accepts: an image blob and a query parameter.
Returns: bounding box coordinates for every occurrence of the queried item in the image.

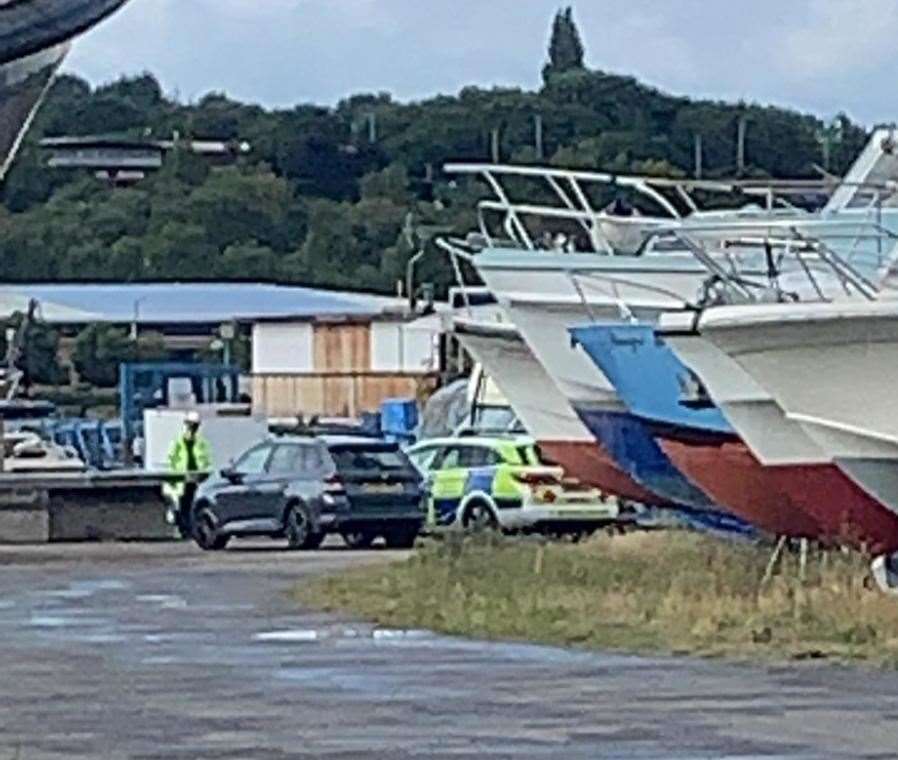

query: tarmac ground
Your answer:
[1,539,897,759]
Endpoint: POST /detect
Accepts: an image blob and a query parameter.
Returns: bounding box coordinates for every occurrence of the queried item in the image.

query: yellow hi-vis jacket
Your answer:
[165,432,212,499]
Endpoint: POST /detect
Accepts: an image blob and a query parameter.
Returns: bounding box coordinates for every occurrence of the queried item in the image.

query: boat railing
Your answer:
[673,227,878,305]
[561,224,880,317]
[436,237,486,318]
[658,216,898,278]
[564,269,701,321]
[445,162,898,256]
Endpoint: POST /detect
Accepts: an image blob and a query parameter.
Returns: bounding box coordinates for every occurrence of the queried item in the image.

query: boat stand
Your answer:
[760,535,788,586]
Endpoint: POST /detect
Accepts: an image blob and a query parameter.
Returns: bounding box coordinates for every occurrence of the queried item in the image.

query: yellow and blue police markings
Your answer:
[409,435,620,534]
[428,466,524,526]
[423,438,533,528]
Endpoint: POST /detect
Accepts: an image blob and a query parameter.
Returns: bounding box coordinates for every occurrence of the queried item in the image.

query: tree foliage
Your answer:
[0,313,62,387]
[72,324,168,388]
[543,7,586,82]
[0,14,871,298]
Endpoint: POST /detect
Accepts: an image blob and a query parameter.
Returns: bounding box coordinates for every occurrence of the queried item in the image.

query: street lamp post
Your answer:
[131,296,149,341]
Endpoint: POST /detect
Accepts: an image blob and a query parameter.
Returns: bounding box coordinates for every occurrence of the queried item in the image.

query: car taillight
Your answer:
[512,471,560,487]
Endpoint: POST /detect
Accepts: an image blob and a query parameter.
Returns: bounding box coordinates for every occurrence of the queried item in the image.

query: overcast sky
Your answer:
[63,0,896,125]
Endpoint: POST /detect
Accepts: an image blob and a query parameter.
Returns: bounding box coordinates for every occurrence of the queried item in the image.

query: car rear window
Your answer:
[329,445,410,473]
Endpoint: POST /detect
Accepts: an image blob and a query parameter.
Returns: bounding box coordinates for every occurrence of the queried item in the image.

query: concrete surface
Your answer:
[0,504,48,542]
[0,540,897,759]
[46,486,171,542]
[0,478,172,543]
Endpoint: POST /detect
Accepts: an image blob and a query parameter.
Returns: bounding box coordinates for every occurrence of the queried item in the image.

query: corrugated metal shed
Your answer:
[0,283,405,325]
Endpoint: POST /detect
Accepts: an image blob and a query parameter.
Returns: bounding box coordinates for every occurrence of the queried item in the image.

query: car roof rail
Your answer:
[269,419,383,439]
[456,427,526,439]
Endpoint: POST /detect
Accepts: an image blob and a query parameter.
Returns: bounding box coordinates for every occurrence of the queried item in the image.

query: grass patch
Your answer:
[296,531,898,666]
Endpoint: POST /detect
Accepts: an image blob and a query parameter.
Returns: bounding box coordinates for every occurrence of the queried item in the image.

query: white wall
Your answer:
[144,408,269,472]
[254,318,441,375]
[370,318,439,372]
[252,322,313,374]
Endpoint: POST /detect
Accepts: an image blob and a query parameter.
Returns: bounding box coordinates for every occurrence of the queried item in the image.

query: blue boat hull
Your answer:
[568,322,758,536]
[573,407,719,511]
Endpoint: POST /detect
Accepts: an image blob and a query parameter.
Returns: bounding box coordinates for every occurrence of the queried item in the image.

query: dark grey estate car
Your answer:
[191,434,425,551]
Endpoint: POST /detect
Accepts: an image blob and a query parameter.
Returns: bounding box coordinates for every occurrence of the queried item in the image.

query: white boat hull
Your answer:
[699,301,898,513]
[659,320,830,466]
[452,319,594,444]
[451,317,658,502]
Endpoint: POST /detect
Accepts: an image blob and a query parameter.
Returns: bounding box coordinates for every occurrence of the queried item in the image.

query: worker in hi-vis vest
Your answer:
[166,411,212,536]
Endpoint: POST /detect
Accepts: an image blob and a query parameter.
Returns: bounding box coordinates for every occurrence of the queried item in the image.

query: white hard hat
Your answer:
[185,411,201,424]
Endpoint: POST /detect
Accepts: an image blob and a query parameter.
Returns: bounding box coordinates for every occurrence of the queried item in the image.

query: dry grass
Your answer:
[296,531,898,666]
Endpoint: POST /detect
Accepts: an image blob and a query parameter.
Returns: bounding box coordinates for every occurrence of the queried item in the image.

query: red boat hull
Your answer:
[538,439,664,505]
[659,436,898,553]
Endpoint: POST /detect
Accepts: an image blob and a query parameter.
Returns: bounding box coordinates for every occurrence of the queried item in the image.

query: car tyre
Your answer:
[384,525,418,549]
[285,505,315,550]
[303,530,326,550]
[341,531,375,549]
[193,510,229,551]
[462,500,498,532]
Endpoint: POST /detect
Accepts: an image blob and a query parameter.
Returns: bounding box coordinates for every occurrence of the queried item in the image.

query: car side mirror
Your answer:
[220,468,243,484]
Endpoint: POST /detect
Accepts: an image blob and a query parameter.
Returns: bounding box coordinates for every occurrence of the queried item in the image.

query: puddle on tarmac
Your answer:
[28,614,112,628]
[32,579,131,601]
[253,627,434,644]
[136,594,187,609]
[255,629,320,643]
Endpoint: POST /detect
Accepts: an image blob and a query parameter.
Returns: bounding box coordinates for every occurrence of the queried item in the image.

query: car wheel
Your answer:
[303,531,325,550]
[285,505,313,550]
[341,531,375,549]
[462,501,497,532]
[193,510,229,551]
[384,525,418,549]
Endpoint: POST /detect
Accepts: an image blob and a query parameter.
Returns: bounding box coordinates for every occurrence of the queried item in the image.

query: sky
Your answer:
[63,0,898,125]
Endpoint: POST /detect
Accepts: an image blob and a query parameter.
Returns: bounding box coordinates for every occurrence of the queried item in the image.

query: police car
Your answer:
[405,435,618,536]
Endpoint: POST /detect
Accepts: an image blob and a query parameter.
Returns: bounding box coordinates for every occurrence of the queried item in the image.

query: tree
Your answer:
[73,324,132,387]
[543,7,586,82]
[0,47,873,300]
[219,241,280,280]
[0,313,63,387]
[72,324,168,388]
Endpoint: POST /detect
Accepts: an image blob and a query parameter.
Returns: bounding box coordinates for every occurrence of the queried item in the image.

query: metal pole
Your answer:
[694,134,703,179]
[534,115,544,160]
[737,117,747,174]
[761,535,788,586]
[406,249,425,311]
[799,538,809,583]
[131,301,139,341]
[490,129,500,163]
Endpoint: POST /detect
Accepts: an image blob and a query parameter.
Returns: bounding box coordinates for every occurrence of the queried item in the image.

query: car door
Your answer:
[215,443,273,526]
[262,444,307,523]
[429,445,471,525]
